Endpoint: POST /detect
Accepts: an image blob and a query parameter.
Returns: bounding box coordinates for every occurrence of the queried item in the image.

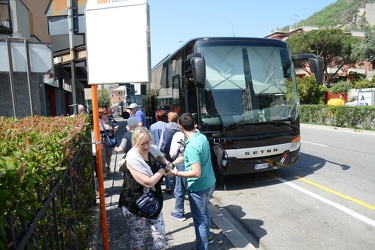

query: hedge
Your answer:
[300,105,375,130]
[0,115,95,249]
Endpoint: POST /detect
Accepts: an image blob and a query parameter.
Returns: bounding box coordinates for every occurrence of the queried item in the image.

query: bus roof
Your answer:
[152,37,287,70]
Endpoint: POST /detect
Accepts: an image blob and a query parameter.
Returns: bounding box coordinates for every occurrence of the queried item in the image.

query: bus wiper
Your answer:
[270,118,298,129]
[225,121,258,131]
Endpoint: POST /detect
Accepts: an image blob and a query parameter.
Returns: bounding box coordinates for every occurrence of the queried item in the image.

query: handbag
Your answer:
[136,192,160,218]
[99,120,117,147]
[119,166,162,219]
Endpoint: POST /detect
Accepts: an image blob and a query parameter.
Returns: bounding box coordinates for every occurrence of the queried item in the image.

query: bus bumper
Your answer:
[223,150,300,175]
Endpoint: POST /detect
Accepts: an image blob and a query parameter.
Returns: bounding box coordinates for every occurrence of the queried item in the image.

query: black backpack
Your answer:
[160,126,179,161]
[208,139,228,189]
[177,135,229,189]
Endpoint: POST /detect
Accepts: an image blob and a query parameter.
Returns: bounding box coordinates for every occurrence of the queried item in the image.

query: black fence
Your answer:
[5,143,95,250]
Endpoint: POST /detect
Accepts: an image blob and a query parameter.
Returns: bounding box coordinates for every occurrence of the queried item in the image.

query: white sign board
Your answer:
[85,0,151,84]
[0,41,53,73]
[358,91,374,106]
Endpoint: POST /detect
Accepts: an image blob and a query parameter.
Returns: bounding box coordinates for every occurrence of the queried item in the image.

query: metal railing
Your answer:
[5,143,94,250]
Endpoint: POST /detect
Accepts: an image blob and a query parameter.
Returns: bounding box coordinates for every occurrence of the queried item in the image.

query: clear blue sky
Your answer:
[149,0,337,67]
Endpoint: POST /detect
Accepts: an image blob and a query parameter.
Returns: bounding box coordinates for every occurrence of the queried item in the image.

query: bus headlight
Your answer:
[290,136,301,152]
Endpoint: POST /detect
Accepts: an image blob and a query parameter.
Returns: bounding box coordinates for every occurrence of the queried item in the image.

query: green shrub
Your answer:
[330,81,353,94]
[300,105,375,130]
[0,115,94,249]
[354,79,375,89]
[352,75,375,89]
[297,76,327,104]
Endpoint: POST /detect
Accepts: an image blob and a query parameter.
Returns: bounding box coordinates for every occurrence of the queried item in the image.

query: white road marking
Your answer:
[275,176,375,227]
[301,140,328,147]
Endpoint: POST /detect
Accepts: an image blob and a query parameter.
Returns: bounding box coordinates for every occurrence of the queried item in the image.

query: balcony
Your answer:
[0,1,10,35]
[0,23,10,34]
[295,68,307,75]
[348,68,366,75]
[326,67,343,75]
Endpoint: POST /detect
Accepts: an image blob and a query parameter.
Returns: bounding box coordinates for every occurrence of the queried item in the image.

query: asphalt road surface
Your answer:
[209,124,375,250]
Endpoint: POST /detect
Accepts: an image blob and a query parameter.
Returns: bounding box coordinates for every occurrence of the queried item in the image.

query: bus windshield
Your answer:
[196,42,298,131]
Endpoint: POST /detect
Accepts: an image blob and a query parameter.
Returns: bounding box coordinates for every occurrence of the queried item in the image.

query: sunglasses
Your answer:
[139,140,152,147]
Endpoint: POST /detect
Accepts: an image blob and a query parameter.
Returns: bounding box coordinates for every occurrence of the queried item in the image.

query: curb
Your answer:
[209,201,258,250]
[301,123,375,135]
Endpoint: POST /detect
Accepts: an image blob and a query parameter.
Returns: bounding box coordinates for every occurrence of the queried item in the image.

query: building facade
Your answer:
[0,0,87,118]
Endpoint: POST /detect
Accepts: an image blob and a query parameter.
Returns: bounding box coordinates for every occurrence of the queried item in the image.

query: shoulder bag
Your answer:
[99,119,117,147]
[119,168,162,219]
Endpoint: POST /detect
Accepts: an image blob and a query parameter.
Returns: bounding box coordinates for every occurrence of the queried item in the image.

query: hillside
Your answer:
[282,0,374,31]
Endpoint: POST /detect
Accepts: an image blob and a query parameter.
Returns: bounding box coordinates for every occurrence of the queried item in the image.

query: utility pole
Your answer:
[68,0,77,115]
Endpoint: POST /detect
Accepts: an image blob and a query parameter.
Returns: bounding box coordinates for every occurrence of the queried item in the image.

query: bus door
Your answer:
[181,59,198,114]
[187,78,198,114]
[183,52,205,117]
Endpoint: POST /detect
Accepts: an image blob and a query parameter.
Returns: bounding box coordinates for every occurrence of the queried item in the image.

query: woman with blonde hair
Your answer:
[120,127,171,250]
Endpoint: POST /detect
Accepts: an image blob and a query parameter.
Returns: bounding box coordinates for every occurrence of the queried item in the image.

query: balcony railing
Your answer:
[326,67,343,74]
[0,24,10,34]
[348,68,366,75]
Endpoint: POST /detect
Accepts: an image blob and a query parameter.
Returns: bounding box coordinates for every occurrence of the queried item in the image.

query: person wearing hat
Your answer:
[128,103,147,127]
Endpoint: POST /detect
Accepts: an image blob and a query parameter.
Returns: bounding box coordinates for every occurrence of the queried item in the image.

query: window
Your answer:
[201,45,286,94]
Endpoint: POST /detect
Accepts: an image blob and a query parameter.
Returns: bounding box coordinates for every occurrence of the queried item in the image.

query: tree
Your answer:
[351,27,375,67]
[295,76,327,104]
[98,87,111,109]
[287,28,361,85]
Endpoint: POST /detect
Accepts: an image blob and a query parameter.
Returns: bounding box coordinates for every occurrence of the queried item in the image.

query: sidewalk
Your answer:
[92,117,256,249]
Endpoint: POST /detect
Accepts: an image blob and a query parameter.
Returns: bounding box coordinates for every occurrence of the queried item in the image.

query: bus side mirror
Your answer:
[190,57,206,89]
[308,58,323,84]
[292,53,323,84]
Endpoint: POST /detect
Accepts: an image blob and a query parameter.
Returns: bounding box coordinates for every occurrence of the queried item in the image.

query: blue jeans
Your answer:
[174,163,187,216]
[165,176,175,190]
[165,176,172,189]
[188,185,215,250]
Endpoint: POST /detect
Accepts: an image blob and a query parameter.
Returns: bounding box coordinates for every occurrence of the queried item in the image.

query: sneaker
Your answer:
[170,212,186,221]
[208,235,214,244]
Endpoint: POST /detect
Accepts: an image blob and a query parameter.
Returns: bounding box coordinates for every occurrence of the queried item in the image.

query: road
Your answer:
[210,124,375,250]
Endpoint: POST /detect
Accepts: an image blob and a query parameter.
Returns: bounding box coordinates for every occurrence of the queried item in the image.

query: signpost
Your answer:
[85,0,150,84]
[85,1,150,249]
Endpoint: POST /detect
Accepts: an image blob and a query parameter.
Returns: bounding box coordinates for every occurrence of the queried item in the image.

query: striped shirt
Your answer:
[149,121,166,148]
